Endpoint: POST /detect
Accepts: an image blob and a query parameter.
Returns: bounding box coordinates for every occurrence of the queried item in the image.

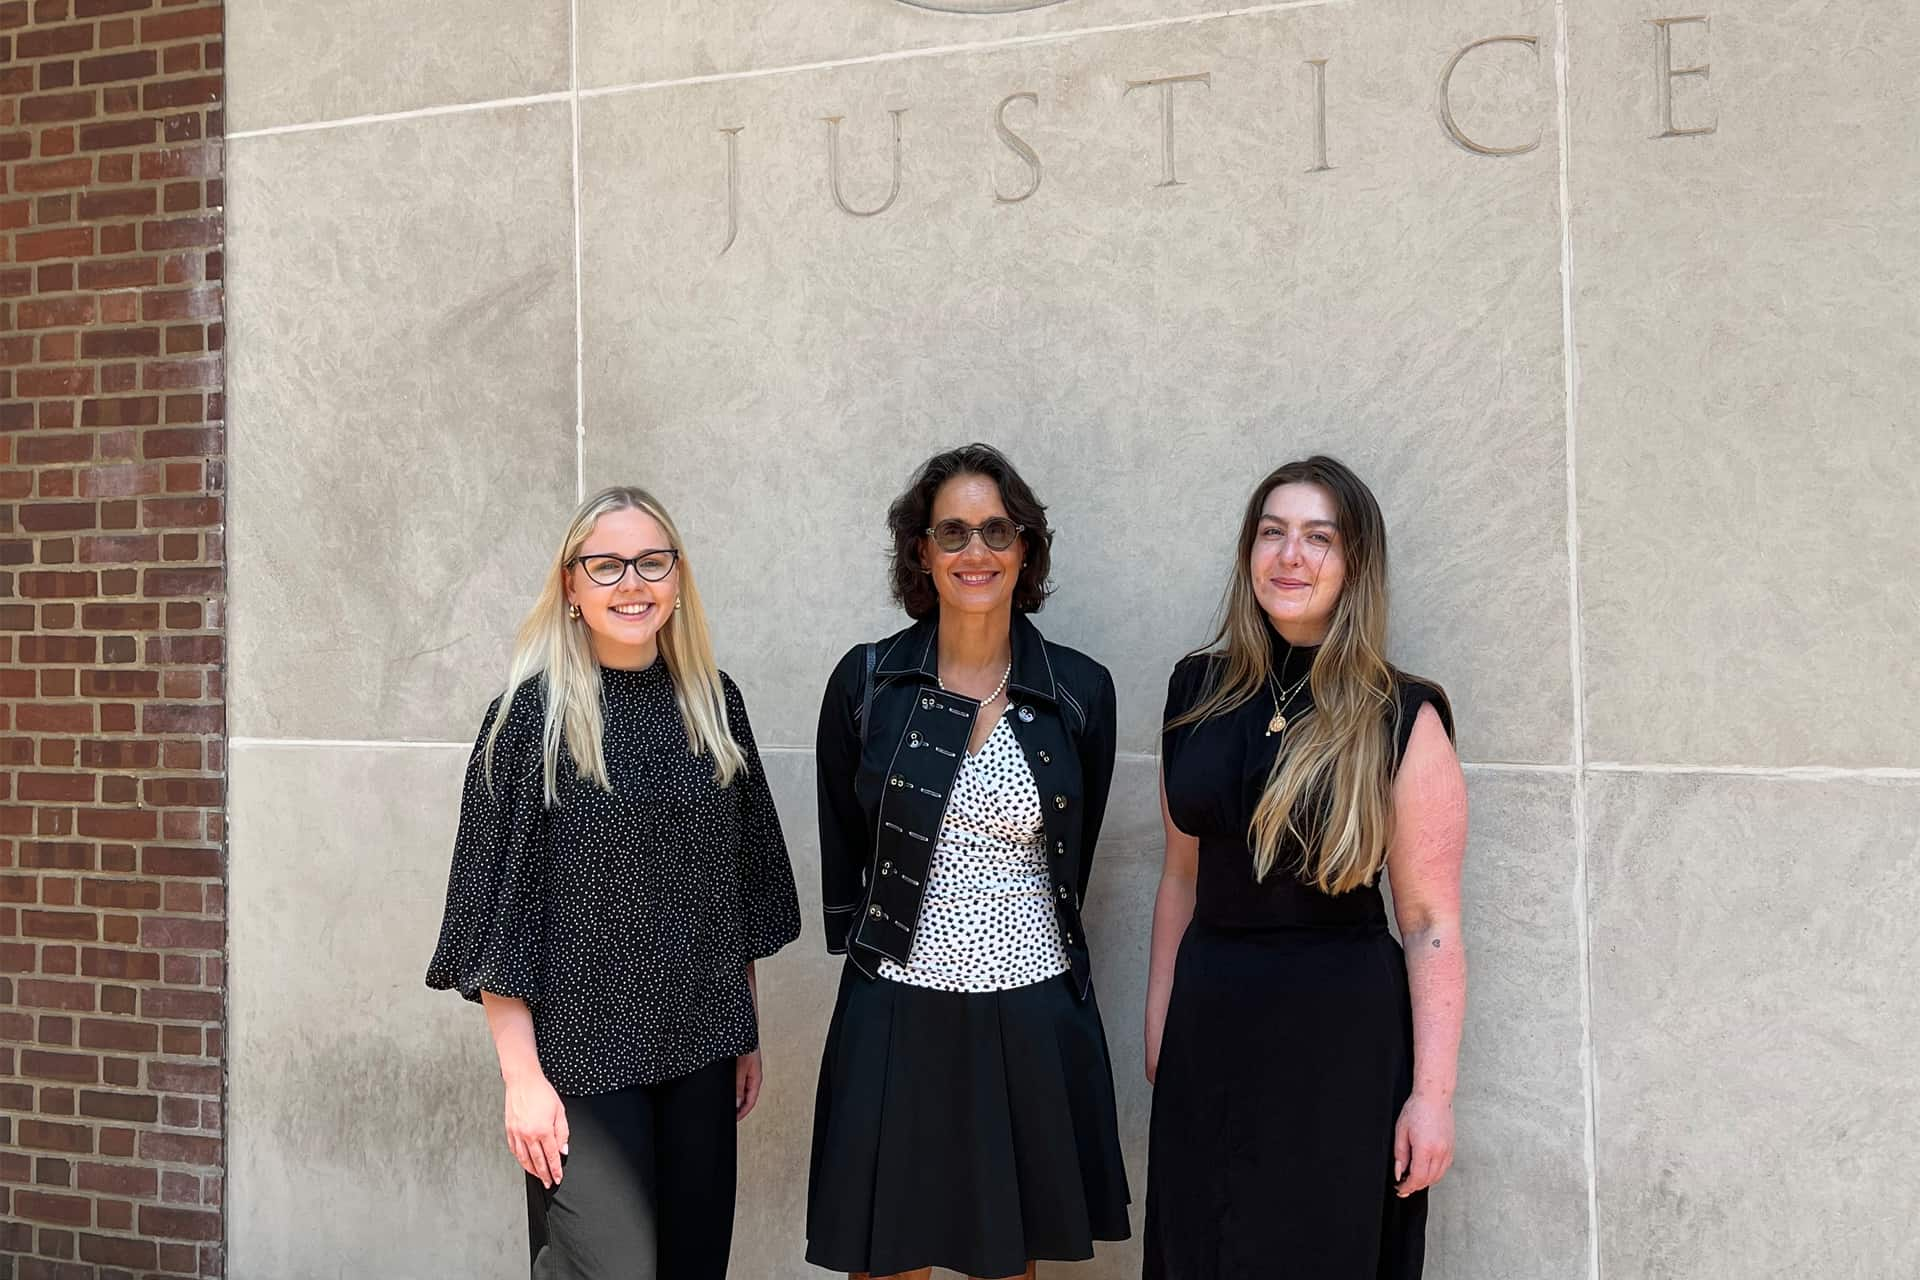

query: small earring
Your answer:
[674,596,682,611]
[567,603,581,621]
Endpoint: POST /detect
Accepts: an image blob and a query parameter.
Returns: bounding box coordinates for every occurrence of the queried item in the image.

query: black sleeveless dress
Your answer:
[1143,626,1453,1280]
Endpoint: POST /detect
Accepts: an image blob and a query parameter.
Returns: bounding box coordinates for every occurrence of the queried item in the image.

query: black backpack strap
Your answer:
[857,641,877,743]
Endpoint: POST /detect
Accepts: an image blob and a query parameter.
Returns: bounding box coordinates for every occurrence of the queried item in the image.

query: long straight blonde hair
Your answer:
[483,486,746,806]
[1169,457,1398,892]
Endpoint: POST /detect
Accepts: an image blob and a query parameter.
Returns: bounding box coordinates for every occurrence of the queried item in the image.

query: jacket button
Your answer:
[868,904,884,919]
[921,696,935,710]
[1054,841,1064,857]
[890,775,906,789]
[1063,931,1075,946]
[879,860,892,876]
[1057,884,1068,900]
[908,731,923,748]
[1017,706,1035,722]
[1037,750,1051,764]
[1054,794,1068,810]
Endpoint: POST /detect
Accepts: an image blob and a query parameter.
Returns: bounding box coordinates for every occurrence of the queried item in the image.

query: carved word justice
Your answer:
[714,17,1717,254]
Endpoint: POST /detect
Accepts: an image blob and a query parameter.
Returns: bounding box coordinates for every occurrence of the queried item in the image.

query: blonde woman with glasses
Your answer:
[1142,456,1468,1279]
[426,486,801,1279]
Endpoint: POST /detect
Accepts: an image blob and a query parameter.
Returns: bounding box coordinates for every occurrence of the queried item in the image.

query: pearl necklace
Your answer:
[938,658,1012,705]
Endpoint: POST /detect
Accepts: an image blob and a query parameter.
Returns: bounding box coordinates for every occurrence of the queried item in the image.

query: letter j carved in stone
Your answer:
[823,109,908,218]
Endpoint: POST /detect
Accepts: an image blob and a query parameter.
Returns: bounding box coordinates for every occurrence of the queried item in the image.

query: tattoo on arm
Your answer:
[1432,938,1442,948]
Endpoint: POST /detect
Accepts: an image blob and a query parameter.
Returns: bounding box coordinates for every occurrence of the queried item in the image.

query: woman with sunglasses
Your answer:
[1142,457,1467,1278]
[425,485,801,1279]
[805,444,1131,1280]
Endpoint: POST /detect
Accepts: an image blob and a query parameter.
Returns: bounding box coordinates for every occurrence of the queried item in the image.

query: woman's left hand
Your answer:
[1392,1090,1454,1197]
[735,1050,764,1122]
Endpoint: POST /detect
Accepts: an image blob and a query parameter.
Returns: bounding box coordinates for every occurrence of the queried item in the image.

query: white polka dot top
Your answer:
[425,661,802,1095]
[878,712,1072,993]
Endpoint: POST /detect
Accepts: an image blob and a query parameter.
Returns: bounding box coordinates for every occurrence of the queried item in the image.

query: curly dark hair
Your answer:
[887,443,1054,620]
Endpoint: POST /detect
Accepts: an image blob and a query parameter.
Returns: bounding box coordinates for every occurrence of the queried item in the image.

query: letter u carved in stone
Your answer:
[822,108,909,218]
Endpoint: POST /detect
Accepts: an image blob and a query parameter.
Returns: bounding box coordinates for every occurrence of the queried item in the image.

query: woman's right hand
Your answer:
[1145,1015,1163,1085]
[504,1071,569,1188]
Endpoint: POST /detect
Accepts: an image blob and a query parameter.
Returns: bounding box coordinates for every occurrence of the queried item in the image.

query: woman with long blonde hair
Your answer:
[1141,456,1468,1278]
[426,485,801,1279]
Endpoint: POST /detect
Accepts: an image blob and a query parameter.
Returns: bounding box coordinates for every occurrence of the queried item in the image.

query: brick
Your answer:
[142,425,218,456]
[74,809,155,840]
[140,285,219,322]
[140,495,218,526]
[13,156,92,192]
[19,634,98,661]
[144,567,217,597]
[141,846,217,877]
[20,91,97,125]
[23,910,98,941]
[14,1188,91,1226]
[18,1119,93,1154]
[140,5,216,41]
[16,23,92,58]
[17,979,97,1011]
[78,1231,158,1269]
[81,879,161,911]
[139,986,217,1021]
[79,943,159,979]
[147,1061,217,1094]
[79,396,160,429]
[18,296,95,328]
[75,1161,157,1197]
[78,49,156,84]
[14,434,93,466]
[77,256,158,290]
[19,774,96,803]
[17,365,93,395]
[77,1089,156,1122]
[76,185,155,218]
[135,1130,217,1166]
[141,703,219,734]
[76,115,154,150]
[76,0,154,16]
[75,1018,157,1053]
[139,1203,219,1241]
[19,842,95,870]
[137,143,216,180]
[19,1049,98,1082]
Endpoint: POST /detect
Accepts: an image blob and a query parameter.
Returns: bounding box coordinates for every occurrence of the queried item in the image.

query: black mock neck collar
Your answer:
[600,655,670,690]
[1265,619,1320,686]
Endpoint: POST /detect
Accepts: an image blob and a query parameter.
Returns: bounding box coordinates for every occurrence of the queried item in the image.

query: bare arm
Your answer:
[481,992,568,1188]
[1144,765,1200,1084]
[1385,704,1469,1194]
[736,961,765,1121]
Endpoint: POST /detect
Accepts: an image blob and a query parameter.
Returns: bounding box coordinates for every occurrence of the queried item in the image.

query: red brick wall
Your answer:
[0,0,225,1276]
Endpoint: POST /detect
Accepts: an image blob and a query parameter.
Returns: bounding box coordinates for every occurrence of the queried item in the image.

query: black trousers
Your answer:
[526,1055,738,1280]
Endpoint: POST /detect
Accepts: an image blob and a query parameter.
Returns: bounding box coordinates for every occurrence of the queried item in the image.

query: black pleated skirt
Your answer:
[806,962,1133,1278]
[1144,922,1427,1280]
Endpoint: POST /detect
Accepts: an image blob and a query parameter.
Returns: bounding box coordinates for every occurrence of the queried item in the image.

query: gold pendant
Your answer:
[1266,712,1287,737]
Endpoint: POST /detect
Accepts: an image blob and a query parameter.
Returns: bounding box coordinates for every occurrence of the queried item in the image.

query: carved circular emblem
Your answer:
[894,0,1073,13]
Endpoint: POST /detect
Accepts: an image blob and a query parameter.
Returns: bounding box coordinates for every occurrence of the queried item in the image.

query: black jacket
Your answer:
[814,612,1118,999]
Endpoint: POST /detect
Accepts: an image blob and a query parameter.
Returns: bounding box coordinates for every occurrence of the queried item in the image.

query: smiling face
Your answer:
[1249,481,1347,644]
[563,506,679,668]
[922,472,1023,618]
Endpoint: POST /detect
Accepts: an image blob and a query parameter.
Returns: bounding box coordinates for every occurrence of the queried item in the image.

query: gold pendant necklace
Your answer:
[1266,670,1311,737]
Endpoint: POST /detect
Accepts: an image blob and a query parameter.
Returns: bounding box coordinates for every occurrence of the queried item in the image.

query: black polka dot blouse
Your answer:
[425,660,802,1096]
[877,712,1071,992]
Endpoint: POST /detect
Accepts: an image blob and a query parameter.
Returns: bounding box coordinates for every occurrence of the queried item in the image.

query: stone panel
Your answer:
[228,0,570,132]
[227,104,578,742]
[228,742,522,1279]
[1571,3,1920,766]
[1588,771,1920,1277]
